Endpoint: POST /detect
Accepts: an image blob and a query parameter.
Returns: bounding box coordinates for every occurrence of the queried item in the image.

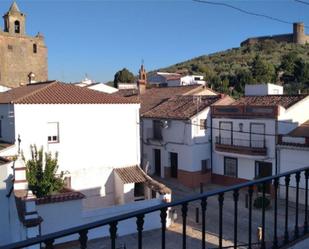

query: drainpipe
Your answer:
[210,113,213,173]
[275,118,278,175]
[140,117,144,169]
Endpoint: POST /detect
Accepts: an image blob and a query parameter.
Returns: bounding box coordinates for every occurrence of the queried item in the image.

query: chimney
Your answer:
[28,72,36,84]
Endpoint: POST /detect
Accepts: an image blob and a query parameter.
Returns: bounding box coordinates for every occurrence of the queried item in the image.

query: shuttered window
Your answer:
[47,122,59,143]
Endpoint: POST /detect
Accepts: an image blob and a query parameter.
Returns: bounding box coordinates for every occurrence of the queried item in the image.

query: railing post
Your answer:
[136,214,145,249]
[218,193,224,249]
[109,221,118,249]
[248,185,253,249]
[201,197,207,249]
[261,182,266,249]
[233,189,239,249]
[294,172,301,239]
[284,175,290,244]
[160,207,167,249]
[79,230,88,249]
[272,178,279,249]
[45,239,55,249]
[304,170,309,235]
[181,203,188,249]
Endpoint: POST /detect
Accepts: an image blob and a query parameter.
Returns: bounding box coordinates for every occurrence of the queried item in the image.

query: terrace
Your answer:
[1,167,309,249]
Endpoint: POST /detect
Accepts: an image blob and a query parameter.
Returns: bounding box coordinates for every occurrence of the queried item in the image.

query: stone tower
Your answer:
[0,2,48,88]
[137,64,147,94]
[293,22,306,44]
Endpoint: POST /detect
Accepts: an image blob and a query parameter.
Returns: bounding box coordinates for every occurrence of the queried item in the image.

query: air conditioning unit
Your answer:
[161,120,169,129]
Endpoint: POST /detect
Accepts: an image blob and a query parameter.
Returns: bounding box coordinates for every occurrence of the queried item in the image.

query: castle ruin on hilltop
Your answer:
[241,22,309,46]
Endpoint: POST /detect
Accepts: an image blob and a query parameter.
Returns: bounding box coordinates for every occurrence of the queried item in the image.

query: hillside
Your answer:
[156,40,309,97]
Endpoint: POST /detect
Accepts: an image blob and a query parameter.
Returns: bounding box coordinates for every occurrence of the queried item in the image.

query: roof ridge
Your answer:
[12,81,57,104]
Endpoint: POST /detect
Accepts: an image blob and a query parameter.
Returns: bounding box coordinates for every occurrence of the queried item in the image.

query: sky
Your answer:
[1,0,309,83]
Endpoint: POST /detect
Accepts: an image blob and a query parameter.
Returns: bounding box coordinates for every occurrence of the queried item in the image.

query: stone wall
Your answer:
[0,32,48,88]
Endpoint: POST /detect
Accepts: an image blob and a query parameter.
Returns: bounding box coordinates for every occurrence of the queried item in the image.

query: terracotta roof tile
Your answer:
[0,81,139,104]
[234,95,308,109]
[113,85,207,114]
[114,166,146,184]
[114,166,171,194]
[142,95,221,120]
[288,120,309,137]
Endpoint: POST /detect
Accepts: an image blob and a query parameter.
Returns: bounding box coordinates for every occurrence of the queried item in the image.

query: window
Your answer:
[201,159,209,174]
[7,45,13,50]
[33,44,37,53]
[47,122,59,143]
[224,157,237,178]
[14,20,20,33]
[153,120,162,140]
[199,119,207,130]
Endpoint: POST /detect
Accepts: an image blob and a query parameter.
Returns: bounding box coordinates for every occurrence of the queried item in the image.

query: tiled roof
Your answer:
[0,156,11,166]
[113,85,206,114]
[0,81,139,104]
[114,166,171,194]
[35,188,85,205]
[142,95,221,120]
[114,166,146,184]
[0,141,14,151]
[288,120,309,137]
[234,95,308,109]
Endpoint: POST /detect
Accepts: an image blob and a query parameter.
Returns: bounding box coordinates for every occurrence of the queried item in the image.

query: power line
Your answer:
[192,0,309,28]
[295,0,309,6]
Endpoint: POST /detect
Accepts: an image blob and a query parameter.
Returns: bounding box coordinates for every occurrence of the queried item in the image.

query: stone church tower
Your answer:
[137,64,147,94]
[0,2,48,88]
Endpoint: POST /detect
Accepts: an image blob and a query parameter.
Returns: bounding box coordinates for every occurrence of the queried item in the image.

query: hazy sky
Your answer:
[1,0,309,82]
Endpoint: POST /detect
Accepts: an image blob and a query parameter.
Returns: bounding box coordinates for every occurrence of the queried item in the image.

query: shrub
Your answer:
[25,145,64,198]
[253,196,271,209]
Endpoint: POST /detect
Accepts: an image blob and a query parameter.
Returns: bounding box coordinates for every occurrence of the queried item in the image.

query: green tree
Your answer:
[250,55,275,83]
[113,68,135,88]
[26,145,64,198]
[279,52,299,77]
[235,69,253,93]
[295,59,309,84]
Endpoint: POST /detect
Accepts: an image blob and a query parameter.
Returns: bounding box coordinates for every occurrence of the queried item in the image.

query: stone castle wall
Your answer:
[241,23,309,47]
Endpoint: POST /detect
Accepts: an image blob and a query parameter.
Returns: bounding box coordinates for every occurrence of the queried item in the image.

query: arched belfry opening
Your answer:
[14,20,20,33]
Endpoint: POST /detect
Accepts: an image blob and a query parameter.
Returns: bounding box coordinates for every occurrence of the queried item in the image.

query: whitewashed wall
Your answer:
[278,96,309,134]
[0,104,15,143]
[87,84,118,94]
[37,198,169,244]
[142,108,211,175]
[0,162,13,245]
[212,118,276,179]
[1,103,140,207]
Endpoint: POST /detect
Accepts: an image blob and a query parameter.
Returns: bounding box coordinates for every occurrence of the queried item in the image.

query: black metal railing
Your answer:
[2,167,309,249]
[216,136,265,148]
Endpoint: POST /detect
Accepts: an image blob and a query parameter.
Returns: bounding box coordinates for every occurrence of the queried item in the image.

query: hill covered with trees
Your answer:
[156,40,309,97]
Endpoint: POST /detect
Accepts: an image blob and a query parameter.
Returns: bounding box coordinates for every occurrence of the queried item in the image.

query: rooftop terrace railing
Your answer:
[1,167,309,249]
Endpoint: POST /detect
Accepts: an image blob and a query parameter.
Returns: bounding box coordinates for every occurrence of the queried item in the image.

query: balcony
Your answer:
[215,136,267,156]
[2,167,309,249]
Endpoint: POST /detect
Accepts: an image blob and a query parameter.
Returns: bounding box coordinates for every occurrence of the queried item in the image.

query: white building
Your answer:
[141,94,233,187]
[245,83,284,96]
[148,72,206,87]
[0,81,171,246]
[277,120,309,204]
[211,84,309,186]
[74,76,118,94]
